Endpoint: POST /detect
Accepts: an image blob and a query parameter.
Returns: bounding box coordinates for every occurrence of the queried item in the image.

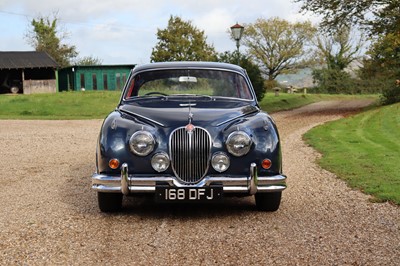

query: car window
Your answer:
[124,69,253,100]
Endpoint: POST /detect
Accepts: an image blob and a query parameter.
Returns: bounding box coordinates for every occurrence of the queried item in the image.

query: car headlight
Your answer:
[211,152,230,172]
[151,152,170,172]
[129,131,155,156]
[226,131,252,157]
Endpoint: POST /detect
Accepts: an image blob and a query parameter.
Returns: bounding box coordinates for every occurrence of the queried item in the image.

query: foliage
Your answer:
[360,32,400,103]
[297,0,399,101]
[314,27,364,70]
[312,68,356,94]
[311,27,366,94]
[295,0,400,35]
[242,17,316,81]
[25,14,78,68]
[304,103,400,204]
[381,84,400,104]
[151,15,217,62]
[264,80,279,92]
[364,33,400,75]
[217,51,265,101]
[370,0,400,35]
[73,56,103,66]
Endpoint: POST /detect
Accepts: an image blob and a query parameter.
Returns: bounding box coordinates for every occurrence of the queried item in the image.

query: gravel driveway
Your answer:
[0,100,398,265]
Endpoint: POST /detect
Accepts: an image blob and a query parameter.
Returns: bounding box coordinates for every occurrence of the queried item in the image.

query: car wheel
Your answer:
[98,192,123,212]
[10,86,20,94]
[255,192,282,212]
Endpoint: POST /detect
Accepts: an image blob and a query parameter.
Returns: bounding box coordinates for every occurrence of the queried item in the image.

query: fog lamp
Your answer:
[211,152,230,172]
[151,152,170,172]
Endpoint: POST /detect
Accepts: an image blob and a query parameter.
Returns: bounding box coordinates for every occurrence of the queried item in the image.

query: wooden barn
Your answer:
[0,51,58,94]
[58,65,135,92]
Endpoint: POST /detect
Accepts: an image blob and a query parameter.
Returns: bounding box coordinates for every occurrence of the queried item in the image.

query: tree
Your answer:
[151,15,217,62]
[314,27,364,70]
[74,56,103,66]
[25,14,78,68]
[295,0,400,35]
[311,26,364,94]
[218,51,266,101]
[242,17,316,81]
[360,32,400,103]
[297,0,400,102]
[312,68,354,94]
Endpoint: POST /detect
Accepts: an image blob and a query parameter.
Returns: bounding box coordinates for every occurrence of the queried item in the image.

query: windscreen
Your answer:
[124,69,253,100]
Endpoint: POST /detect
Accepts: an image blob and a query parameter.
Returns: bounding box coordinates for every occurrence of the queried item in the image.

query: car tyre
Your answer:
[98,192,123,212]
[255,192,281,212]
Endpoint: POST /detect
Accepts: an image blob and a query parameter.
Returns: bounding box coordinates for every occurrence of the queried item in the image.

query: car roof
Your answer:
[132,61,246,74]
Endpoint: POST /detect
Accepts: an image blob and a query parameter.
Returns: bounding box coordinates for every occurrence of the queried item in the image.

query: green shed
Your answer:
[58,64,135,92]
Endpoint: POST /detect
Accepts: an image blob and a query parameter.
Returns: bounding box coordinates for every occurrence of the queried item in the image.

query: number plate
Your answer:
[155,187,223,202]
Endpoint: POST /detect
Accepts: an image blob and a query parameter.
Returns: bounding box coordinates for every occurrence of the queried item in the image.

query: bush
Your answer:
[312,68,356,94]
[381,82,400,104]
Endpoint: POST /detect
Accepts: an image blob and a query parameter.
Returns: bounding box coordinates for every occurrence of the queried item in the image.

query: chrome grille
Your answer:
[169,126,211,184]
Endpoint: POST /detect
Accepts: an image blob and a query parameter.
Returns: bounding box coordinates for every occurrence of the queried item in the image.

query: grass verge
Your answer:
[0,91,121,119]
[303,103,400,204]
[258,93,377,113]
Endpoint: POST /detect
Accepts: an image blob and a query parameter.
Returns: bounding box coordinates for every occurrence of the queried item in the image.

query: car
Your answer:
[91,61,286,212]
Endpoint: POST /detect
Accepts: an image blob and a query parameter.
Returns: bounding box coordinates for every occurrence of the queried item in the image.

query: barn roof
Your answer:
[0,51,58,70]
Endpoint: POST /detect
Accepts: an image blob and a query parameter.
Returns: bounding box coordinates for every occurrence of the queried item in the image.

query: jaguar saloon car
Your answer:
[92,62,286,212]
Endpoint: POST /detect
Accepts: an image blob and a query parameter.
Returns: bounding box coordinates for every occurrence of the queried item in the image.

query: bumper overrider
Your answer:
[92,163,286,196]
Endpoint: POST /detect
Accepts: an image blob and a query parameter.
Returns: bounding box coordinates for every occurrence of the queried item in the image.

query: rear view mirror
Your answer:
[179,76,197,83]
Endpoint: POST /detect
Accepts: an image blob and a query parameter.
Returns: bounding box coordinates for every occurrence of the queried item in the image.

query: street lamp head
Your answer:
[230,23,244,42]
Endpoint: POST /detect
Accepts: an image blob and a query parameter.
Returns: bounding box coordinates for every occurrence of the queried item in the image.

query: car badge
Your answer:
[185,123,195,133]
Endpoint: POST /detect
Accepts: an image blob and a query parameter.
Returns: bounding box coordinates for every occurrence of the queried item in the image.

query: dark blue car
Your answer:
[92,62,286,212]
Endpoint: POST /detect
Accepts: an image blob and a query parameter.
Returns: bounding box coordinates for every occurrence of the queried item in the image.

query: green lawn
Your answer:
[0,91,121,119]
[304,103,400,204]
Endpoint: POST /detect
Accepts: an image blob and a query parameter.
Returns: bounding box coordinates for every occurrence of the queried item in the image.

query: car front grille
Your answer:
[169,126,211,184]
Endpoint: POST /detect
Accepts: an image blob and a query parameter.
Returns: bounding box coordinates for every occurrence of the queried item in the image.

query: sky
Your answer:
[0,0,315,65]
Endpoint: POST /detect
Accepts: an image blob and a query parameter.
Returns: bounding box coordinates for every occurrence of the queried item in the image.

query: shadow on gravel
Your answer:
[121,196,257,219]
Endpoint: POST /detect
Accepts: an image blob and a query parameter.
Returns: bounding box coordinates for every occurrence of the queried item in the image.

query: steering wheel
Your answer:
[143,92,168,96]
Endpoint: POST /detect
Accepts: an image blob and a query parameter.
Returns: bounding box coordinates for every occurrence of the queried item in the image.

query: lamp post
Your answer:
[230,23,244,64]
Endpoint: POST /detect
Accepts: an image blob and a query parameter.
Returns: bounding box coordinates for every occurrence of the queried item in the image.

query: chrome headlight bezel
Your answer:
[226,131,252,157]
[129,130,155,156]
[211,152,230,173]
[151,152,170,172]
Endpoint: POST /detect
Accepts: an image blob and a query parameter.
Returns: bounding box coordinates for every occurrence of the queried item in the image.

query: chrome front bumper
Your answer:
[92,163,286,196]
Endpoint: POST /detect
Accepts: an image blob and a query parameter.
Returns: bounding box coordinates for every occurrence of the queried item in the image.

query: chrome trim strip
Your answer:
[92,163,287,194]
[119,108,165,127]
[216,109,259,127]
